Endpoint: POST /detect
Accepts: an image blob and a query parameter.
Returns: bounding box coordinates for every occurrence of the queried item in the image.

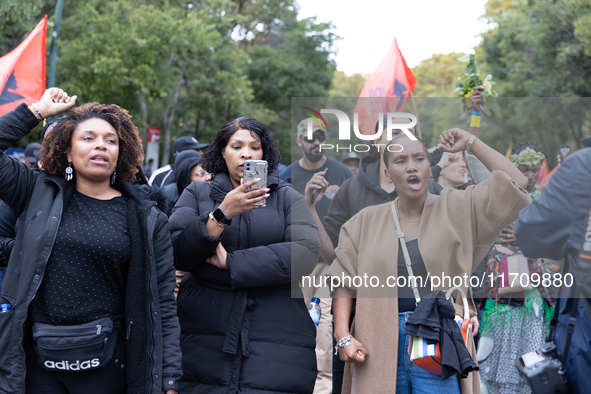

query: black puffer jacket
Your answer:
[169,171,320,394]
[0,104,182,394]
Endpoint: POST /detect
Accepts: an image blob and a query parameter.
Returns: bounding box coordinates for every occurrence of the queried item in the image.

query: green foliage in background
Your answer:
[329,71,366,97]
[411,52,465,97]
[477,0,591,167]
[0,0,337,165]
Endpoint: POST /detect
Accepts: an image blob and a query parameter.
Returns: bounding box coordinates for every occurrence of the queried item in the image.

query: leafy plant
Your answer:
[453,54,501,119]
[509,147,546,167]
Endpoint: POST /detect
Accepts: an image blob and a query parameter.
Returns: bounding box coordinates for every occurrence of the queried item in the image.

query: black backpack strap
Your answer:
[562,297,579,369]
[548,297,561,343]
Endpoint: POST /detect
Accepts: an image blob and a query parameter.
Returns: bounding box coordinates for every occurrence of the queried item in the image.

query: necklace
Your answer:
[396,200,420,223]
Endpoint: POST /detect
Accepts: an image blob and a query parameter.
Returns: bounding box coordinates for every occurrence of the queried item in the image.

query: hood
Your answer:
[116,180,168,212]
[175,156,202,195]
[357,154,391,197]
[173,150,202,172]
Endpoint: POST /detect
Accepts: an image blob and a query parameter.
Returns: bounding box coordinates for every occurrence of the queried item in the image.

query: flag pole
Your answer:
[47,0,66,89]
[409,92,422,139]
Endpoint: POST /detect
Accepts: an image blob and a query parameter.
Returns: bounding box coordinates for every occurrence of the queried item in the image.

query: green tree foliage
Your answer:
[0,0,51,56]
[412,52,466,97]
[1,0,336,165]
[476,0,591,167]
[329,71,366,97]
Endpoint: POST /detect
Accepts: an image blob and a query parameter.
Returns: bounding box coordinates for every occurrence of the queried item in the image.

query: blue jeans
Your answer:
[396,311,461,394]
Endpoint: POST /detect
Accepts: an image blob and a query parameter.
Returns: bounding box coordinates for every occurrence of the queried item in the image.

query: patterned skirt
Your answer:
[477,289,554,394]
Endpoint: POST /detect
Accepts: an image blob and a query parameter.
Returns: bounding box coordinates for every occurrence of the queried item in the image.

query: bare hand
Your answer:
[438,128,471,153]
[206,242,228,270]
[500,223,517,244]
[436,151,461,170]
[163,390,178,394]
[304,170,329,206]
[31,88,77,119]
[469,86,485,112]
[338,336,368,364]
[219,177,269,219]
[470,316,480,336]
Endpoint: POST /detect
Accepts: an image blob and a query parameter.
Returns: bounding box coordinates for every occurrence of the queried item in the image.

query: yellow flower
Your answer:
[464,91,473,98]
[483,80,492,94]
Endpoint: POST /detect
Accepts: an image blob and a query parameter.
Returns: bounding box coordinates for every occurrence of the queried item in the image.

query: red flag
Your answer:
[0,16,47,115]
[352,37,416,135]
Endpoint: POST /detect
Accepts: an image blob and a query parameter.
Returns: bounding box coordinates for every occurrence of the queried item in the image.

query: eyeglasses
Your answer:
[195,171,211,178]
[301,133,326,143]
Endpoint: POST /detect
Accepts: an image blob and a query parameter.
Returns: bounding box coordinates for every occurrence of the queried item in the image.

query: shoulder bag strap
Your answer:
[391,200,421,304]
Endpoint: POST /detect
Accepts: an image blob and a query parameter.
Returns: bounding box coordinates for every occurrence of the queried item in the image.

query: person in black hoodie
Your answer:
[163,150,210,216]
[169,117,320,394]
[0,88,181,394]
[162,150,211,297]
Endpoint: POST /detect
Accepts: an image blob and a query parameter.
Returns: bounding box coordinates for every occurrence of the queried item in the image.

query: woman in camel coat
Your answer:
[327,129,531,394]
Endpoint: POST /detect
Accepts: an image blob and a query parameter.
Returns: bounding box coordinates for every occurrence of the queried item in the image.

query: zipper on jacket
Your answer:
[20,180,65,391]
[126,320,133,340]
[145,207,158,379]
[96,325,102,335]
[24,209,43,230]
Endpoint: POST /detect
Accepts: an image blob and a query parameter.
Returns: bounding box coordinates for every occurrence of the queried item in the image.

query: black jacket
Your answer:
[0,104,182,394]
[163,150,201,216]
[0,200,17,268]
[169,171,320,394]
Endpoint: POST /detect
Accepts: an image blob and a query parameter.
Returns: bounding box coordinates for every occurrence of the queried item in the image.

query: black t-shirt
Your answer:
[30,191,130,325]
[398,239,432,312]
[279,157,352,220]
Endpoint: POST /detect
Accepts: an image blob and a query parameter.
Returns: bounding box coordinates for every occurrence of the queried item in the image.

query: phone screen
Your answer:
[559,145,571,157]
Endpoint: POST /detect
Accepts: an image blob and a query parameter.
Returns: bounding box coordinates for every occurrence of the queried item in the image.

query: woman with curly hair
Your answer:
[0,88,181,394]
[168,117,320,394]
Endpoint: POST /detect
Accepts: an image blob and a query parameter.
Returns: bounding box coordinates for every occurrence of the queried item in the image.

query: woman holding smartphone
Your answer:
[169,117,320,394]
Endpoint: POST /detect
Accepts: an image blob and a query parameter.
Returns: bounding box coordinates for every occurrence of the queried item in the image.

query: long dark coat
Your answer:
[169,171,320,394]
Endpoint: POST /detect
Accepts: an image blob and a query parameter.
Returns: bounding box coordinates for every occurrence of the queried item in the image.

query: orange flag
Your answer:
[0,16,47,115]
[538,160,559,191]
[352,37,416,135]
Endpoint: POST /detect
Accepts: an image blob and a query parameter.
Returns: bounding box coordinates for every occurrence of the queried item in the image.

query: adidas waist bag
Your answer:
[32,316,119,373]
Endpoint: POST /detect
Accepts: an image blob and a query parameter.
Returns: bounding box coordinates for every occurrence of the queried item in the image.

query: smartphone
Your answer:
[559,145,571,158]
[243,160,268,206]
[311,167,329,204]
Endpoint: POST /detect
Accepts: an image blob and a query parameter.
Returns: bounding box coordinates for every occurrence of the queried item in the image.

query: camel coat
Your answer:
[326,171,531,394]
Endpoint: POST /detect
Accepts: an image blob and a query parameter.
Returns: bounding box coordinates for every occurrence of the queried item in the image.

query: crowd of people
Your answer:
[0,86,589,394]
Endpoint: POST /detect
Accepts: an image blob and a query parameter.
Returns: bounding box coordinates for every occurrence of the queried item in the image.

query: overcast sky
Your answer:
[297,0,491,76]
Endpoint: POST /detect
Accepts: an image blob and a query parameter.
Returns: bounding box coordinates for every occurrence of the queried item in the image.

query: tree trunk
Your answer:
[136,91,148,150]
[161,61,184,166]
